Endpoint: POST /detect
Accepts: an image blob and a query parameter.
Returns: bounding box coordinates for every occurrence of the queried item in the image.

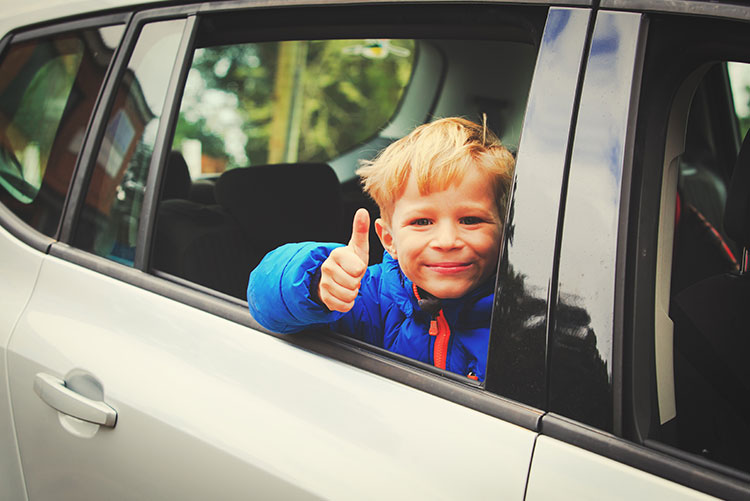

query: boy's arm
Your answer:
[247,209,382,340]
[247,242,347,333]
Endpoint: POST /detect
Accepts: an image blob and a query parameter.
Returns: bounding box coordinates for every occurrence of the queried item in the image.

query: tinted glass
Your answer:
[74,20,185,265]
[728,61,750,139]
[0,25,124,237]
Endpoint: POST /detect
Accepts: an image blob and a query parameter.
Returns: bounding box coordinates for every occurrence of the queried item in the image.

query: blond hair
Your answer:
[357,117,514,221]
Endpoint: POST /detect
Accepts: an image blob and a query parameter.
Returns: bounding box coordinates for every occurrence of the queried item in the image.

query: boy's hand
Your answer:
[317,208,370,312]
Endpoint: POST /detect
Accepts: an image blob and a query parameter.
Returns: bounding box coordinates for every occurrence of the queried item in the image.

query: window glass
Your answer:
[74,20,185,265]
[658,61,750,474]
[152,0,542,387]
[173,39,414,175]
[728,61,750,138]
[0,25,124,236]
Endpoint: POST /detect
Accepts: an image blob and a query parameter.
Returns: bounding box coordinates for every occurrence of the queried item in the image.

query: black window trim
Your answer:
[10,12,131,44]
[196,0,593,14]
[135,14,198,270]
[602,0,750,22]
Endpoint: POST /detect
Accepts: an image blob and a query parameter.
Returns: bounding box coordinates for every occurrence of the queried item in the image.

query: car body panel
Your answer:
[0,222,42,501]
[7,254,536,500]
[526,436,718,500]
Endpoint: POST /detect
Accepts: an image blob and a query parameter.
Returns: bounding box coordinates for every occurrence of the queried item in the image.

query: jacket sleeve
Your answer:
[247,242,346,333]
[247,242,386,345]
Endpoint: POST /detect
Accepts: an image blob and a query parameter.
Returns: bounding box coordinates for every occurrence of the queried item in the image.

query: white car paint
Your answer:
[0,0,153,40]
[7,254,537,500]
[0,223,46,501]
[526,436,718,500]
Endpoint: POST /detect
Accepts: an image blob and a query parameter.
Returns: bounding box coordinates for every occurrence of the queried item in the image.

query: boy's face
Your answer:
[375,168,503,299]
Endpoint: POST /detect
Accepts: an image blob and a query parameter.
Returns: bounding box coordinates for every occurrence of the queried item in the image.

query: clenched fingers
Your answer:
[317,246,367,312]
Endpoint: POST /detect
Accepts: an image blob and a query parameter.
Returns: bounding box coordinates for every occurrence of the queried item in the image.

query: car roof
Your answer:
[0,0,166,39]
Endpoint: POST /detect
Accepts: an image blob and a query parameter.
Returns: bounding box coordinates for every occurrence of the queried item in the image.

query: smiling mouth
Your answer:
[426,262,473,274]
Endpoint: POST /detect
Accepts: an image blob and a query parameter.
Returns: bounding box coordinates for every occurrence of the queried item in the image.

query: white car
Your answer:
[1,0,749,499]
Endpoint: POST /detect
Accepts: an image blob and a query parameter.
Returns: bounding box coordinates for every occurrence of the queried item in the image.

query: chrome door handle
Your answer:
[33,373,117,428]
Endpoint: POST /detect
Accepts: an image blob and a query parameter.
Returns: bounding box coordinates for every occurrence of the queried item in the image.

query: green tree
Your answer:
[173,39,414,172]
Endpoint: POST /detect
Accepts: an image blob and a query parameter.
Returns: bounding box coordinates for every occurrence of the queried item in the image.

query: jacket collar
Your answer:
[381,251,495,319]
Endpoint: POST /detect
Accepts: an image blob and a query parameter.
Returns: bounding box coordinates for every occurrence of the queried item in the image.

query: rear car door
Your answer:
[2,2,591,499]
[526,1,750,499]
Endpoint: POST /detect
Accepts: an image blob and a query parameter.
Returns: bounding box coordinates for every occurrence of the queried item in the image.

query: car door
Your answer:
[3,3,590,499]
[0,14,128,500]
[526,2,750,500]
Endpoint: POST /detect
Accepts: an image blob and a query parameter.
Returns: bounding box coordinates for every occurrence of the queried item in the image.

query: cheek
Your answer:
[391,237,424,271]
[471,229,502,257]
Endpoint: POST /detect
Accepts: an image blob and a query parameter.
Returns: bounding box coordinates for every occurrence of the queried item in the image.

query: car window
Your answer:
[0,24,124,237]
[728,62,750,139]
[73,20,185,265]
[631,11,750,484]
[174,39,415,174]
[663,61,750,475]
[151,5,543,385]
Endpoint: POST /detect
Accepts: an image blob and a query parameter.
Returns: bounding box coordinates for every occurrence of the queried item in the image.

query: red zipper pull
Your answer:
[429,318,438,336]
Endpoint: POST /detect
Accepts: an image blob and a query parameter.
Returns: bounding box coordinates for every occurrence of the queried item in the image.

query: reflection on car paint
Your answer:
[487,7,590,408]
[553,11,643,431]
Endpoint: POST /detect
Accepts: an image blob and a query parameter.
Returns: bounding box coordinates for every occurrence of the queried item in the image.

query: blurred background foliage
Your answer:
[173,39,415,174]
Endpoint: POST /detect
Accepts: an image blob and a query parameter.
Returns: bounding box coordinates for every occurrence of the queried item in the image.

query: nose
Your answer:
[431,221,462,250]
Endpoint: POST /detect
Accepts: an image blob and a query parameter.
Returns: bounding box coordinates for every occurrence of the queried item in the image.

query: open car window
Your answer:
[150,4,543,385]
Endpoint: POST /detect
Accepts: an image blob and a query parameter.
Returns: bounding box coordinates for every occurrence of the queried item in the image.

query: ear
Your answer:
[375,218,397,259]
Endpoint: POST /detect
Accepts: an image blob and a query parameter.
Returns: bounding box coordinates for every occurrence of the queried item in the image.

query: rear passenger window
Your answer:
[728,62,750,138]
[153,7,541,304]
[632,12,750,481]
[151,5,543,384]
[73,20,185,265]
[0,24,124,237]
[663,61,750,474]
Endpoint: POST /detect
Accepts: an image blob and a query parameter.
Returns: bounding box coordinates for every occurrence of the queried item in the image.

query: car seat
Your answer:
[153,161,344,301]
[153,151,252,299]
[214,162,345,262]
[669,129,750,472]
[162,151,192,200]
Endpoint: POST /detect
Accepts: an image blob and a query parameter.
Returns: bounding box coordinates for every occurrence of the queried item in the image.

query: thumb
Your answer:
[347,208,370,265]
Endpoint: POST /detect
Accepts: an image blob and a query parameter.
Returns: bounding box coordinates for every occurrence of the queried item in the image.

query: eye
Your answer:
[410,218,432,226]
[459,216,485,225]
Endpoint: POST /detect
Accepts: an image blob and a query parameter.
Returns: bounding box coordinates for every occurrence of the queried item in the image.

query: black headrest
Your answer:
[162,151,192,200]
[215,163,342,251]
[724,130,750,249]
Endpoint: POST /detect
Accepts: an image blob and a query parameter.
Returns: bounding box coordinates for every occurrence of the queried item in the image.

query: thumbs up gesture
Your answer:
[317,208,370,312]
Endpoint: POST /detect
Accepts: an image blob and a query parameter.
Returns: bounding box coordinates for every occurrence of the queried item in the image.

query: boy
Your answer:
[247,117,514,382]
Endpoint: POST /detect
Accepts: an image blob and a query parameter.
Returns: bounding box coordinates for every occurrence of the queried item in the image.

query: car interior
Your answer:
[652,60,750,474]
[151,6,544,302]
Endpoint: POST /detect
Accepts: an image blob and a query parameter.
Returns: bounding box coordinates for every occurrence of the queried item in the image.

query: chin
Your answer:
[424,285,471,300]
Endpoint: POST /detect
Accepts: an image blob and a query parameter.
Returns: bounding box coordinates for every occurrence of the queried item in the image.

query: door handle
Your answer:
[33,373,117,428]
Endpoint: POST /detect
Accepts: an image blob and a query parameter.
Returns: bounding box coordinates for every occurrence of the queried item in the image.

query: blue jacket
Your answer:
[247,242,493,381]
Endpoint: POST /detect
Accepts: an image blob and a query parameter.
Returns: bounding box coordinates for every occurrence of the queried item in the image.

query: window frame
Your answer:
[618,3,750,499]
[41,0,564,433]
[0,12,131,252]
